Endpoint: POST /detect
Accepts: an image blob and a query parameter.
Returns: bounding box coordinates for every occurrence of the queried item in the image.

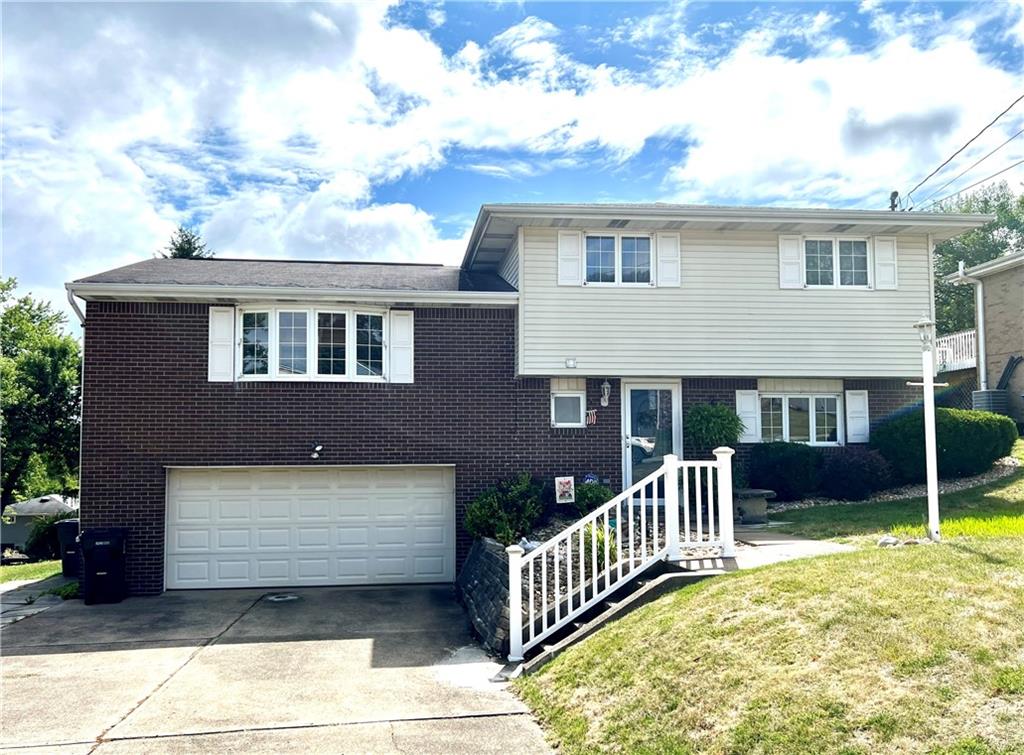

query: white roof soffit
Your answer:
[65,281,518,306]
[463,203,995,270]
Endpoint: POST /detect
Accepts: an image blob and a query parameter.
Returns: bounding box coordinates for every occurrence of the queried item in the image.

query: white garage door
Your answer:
[165,466,455,589]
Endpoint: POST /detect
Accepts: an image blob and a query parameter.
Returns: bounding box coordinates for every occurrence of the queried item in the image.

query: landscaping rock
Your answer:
[877,535,901,547]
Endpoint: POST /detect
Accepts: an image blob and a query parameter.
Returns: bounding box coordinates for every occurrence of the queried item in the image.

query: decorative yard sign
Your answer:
[555,476,575,504]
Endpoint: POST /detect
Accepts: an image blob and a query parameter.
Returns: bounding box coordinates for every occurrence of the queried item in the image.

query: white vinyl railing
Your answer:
[506,448,735,662]
[936,329,976,371]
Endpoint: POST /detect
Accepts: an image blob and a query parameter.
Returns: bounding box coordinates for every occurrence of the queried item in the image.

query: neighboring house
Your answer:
[948,251,1024,424]
[1,495,78,552]
[66,204,989,596]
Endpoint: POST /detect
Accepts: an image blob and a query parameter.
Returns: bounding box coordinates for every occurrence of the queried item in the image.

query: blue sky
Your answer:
[3,1,1024,326]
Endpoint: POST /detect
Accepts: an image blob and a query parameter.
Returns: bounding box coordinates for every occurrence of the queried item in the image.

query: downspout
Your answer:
[950,260,988,390]
[66,287,86,509]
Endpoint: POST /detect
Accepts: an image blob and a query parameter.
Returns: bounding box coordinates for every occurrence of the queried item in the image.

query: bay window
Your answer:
[759,393,842,446]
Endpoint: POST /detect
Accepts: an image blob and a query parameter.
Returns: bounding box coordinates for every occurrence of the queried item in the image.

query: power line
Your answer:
[905,91,1024,203]
[919,126,1024,204]
[916,157,1024,211]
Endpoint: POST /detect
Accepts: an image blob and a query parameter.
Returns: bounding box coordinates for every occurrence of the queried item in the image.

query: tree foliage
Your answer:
[932,182,1024,335]
[165,224,213,259]
[0,279,81,507]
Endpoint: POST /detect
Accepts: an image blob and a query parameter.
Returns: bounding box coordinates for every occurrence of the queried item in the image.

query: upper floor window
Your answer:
[237,306,386,382]
[585,235,616,283]
[804,238,870,288]
[584,233,654,285]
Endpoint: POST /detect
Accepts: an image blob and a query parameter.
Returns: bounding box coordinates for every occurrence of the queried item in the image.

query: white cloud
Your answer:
[3,0,1024,330]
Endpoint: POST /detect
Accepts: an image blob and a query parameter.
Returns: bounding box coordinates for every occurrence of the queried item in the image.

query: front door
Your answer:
[622,381,682,487]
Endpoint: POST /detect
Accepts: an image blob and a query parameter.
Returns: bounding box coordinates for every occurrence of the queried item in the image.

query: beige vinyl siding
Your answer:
[498,238,519,289]
[520,228,930,377]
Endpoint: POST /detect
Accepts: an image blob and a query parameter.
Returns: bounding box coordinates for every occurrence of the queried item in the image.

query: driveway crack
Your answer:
[86,592,267,754]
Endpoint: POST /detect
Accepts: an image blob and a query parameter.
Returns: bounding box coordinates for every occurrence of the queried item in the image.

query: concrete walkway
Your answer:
[733,525,853,569]
[1,585,550,754]
[0,574,74,629]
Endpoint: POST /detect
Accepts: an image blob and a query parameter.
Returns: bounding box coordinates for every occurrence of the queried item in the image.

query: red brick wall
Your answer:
[80,302,621,594]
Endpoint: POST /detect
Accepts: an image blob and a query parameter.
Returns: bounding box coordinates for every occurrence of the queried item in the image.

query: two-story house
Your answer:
[67,203,989,595]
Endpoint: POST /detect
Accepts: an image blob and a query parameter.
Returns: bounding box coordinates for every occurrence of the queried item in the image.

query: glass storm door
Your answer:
[623,382,682,488]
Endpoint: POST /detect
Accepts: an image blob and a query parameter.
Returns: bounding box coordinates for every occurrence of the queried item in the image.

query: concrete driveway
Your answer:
[1,586,549,754]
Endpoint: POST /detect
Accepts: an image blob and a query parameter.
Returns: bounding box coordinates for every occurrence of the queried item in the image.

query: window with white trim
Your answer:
[759,393,842,445]
[551,391,586,428]
[584,233,653,285]
[237,306,387,382]
[804,237,871,288]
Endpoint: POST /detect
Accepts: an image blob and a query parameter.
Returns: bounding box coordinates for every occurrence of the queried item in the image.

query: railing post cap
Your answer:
[505,544,525,555]
[663,453,679,463]
[713,446,736,457]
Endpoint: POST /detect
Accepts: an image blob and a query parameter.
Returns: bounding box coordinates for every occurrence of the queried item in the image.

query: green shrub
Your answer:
[748,442,822,501]
[819,448,892,501]
[871,408,1018,484]
[573,482,614,515]
[44,581,80,600]
[582,523,618,575]
[25,510,77,559]
[463,472,543,545]
[685,403,744,451]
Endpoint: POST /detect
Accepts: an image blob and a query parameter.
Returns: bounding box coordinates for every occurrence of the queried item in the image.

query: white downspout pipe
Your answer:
[951,260,987,390]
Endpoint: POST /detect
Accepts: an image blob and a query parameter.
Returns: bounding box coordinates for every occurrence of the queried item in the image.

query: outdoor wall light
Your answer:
[600,379,611,407]
[565,358,577,368]
[311,444,324,460]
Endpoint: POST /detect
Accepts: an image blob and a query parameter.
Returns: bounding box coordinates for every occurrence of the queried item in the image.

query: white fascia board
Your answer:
[960,251,1024,279]
[65,281,518,306]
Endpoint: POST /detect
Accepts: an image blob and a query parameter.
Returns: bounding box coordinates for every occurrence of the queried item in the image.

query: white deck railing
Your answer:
[936,329,976,371]
[506,448,735,662]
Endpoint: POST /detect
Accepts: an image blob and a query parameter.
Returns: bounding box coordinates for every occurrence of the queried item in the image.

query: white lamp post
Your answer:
[912,315,941,541]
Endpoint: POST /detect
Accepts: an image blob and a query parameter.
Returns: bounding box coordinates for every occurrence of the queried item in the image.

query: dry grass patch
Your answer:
[516,539,1024,754]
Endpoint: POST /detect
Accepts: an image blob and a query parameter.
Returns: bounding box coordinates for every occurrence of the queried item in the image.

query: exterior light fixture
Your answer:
[311,444,323,460]
[565,358,577,368]
[600,379,611,407]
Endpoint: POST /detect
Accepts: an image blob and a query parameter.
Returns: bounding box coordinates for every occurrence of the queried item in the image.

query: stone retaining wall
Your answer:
[456,537,510,657]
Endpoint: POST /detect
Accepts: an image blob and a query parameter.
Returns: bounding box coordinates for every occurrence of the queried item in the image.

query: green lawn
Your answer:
[517,539,1024,754]
[517,441,1024,754]
[0,559,61,584]
[773,439,1024,542]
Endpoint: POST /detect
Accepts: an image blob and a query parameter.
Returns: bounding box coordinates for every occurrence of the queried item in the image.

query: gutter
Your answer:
[64,281,519,307]
[949,260,988,390]
[66,288,86,325]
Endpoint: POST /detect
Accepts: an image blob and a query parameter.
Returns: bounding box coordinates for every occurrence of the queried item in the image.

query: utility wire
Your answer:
[919,126,1024,204]
[905,91,1024,203]
[916,157,1024,211]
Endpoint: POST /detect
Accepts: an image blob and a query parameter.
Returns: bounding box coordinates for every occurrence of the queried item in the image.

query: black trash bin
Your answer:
[55,519,80,578]
[79,528,128,605]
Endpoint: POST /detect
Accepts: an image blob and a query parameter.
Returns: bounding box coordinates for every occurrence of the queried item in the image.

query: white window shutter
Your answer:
[655,232,681,287]
[388,310,414,384]
[208,307,235,382]
[557,231,583,286]
[735,390,760,443]
[778,235,803,289]
[845,390,870,443]
[873,236,898,289]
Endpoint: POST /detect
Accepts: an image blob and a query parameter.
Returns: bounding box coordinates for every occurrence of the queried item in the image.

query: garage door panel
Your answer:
[167,466,454,589]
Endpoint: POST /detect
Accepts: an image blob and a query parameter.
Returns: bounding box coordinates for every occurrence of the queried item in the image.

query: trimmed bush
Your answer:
[464,472,544,545]
[748,442,822,501]
[871,408,1018,483]
[819,448,892,501]
[685,403,744,451]
[572,482,614,516]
